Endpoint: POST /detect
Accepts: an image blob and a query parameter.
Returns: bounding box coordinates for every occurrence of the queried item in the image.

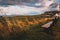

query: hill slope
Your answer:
[0,11,59,40]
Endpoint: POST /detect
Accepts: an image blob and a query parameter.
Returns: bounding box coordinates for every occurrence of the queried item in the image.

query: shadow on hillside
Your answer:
[0,24,54,40]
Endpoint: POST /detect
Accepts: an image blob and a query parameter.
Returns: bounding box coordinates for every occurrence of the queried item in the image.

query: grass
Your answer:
[0,11,59,40]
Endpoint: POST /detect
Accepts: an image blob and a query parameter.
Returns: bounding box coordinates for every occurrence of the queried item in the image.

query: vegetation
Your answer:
[0,11,60,40]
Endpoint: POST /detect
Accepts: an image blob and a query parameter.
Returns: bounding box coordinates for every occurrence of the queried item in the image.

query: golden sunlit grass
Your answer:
[0,15,52,40]
[0,11,59,40]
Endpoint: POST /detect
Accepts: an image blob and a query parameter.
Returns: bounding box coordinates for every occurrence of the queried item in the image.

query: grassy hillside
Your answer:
[0,11,59,40]
[53,18,60,40]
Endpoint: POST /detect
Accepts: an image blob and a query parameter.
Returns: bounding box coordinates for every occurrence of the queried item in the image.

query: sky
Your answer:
[0,0,60,16]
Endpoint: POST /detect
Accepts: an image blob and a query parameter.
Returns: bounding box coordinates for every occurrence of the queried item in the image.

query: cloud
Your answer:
[0,5,40,15]
[35,3,42,6]
[47,2,59,11]
[0,0,58,16]
[55,0,60,3]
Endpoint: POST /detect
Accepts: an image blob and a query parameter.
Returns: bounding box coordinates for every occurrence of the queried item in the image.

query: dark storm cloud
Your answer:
[0,0,21,5]
[22,0,39,3]
[0,0,40,5]
[22,0,32,3]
